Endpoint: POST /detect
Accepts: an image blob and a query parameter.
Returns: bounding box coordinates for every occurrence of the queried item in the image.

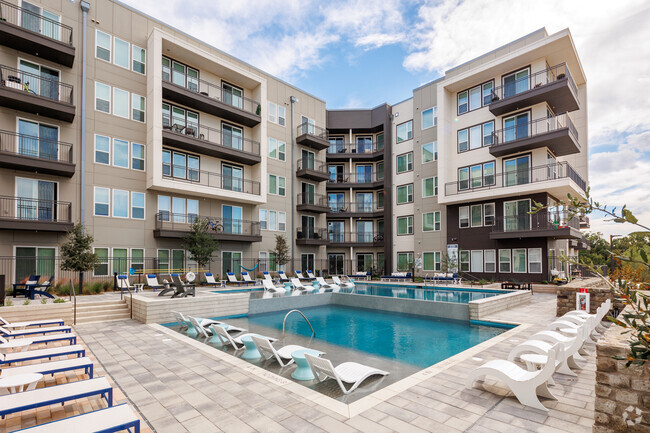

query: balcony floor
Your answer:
[0,20,75,67]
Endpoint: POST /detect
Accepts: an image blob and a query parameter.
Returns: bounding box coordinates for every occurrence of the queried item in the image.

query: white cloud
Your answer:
[356,33,406,50]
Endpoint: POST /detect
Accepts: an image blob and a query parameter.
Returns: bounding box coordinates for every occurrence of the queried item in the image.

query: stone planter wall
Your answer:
[594,308,650,433]
[468,290,531,321]
[0,302,73,325]
[556,278,624,317]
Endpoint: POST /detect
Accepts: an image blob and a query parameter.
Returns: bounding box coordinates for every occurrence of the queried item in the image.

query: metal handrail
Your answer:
[0,195,72,222]
[492,211,580,233]
[328,232,384,243]
[327,201,382,213]
[296,157,327,173]
[296,122,328,139]
[328,172,383,184]
[0,0,74,45]
[282,309,315,338]
[162,163,261,195]
[327,142,383,154]
[155,213,261,236]
[0,129,73,162]
[297,193,328,207]
[296,227,328,240]
[0,64,73,104]
[490,63,577,102]
[491,113,579,146]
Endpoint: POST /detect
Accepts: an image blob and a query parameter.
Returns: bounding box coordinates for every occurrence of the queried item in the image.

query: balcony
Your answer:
[296,193,329,213]
[489,113,580,158]
[154,213,261,242]
[162,115,260,165]
[0,195,72,231]
[444,162,586,202]
[490,212,581,240]
[0,1,75,67]
[326,142,384,161]
[0,130,74,177]
[489,63,579,116]
[0,65,74,122]
[162,74,260,127]
[296,122,329,151]
[327,201,384,218]
[296,157,329,182]
[327,171,384,189]
[296,228,329,246]
[570,236,590,250]
[162,164,261,196]
[328,231,384,247]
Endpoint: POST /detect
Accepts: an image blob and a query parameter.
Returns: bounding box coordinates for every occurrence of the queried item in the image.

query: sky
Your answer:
[120,0,650,240]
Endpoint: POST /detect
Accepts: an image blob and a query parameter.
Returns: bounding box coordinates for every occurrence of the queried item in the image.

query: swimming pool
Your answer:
[247,304,511,368]
[352,283,508,303]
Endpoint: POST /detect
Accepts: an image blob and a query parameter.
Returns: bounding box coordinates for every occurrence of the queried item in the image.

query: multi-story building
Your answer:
[0,0,588,284]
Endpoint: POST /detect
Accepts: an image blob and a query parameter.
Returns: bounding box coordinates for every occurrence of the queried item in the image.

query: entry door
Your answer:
[222,205,242,234]
[356,220,373,243]
[222,164,243,192]
[16,178,56,221]
[301,149,315,170]
[504,155,531,186]
[356,136,372,153]
[328,254,344,275]
[301,254,314,273]
[222,252,242,277]
[301,215,315,238]
[328,221,344,243]
[356,165,372,183]
[504,200,531,231]
[18,119,58,160]
[302,183,315,205]
[357,254,373,272]
[356,193,372,212]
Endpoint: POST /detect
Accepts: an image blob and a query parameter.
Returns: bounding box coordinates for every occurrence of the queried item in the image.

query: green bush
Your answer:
[53,298,65,303]
[23,299,30,305]
[40,298,47,304]
[102,280,113,291]
[84,281,104,295]
[4,299,13,307]
[478,279,489,286]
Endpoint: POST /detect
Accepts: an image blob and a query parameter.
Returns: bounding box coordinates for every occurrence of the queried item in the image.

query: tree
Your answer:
[182,218,219,280]
[271,235,290,271]
[60,224,99,308]
[578,232,610,266]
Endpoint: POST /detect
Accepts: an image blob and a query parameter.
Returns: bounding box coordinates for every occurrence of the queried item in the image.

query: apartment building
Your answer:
[0,0,588,284]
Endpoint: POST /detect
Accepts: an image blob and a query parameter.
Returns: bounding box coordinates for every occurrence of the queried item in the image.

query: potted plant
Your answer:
[256,104,261,116]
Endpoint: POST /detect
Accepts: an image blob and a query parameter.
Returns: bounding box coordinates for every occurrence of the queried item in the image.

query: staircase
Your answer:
[74,299,131,324]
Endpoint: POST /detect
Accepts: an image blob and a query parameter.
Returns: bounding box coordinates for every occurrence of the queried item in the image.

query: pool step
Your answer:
[73,300,130,324]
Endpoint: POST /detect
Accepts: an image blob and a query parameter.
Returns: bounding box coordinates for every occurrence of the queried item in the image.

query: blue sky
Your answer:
[121,0,650,238]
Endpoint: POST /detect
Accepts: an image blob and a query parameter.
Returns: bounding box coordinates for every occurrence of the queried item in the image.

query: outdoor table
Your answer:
[284,282,292,291]
[291,349,321,380]
[0,373,43,394]
[520,353,556,385]
[240,334,263,359]
[0,339,32,354]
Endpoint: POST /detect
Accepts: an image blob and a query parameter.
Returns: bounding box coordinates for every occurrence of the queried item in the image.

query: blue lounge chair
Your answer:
[1,325,72,338]
[226,272,246,286]
[0,333,76,347]
[1,344,85,367]
[278,271,290,282]
[0,316,64,329]
[380,272,411,281]
[1,356,94,379]
[14,403,139,432]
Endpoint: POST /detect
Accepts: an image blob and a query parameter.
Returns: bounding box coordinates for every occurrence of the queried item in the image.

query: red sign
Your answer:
[579,288,588,293]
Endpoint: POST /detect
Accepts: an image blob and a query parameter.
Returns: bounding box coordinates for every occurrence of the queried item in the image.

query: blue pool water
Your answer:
[352,283,508,303]
[248,305,511,368]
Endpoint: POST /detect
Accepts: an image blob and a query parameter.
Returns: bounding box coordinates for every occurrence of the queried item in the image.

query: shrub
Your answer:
[84,281,104,295]
[53,298,65,303]
[41,298,47,304]
[23,299,30,305]
[102,280,113,291]
[478,279,489,286]
[4,298,13,307]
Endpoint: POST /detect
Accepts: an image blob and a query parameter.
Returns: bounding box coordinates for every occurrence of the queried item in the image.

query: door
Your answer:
[328,221,344,243]
[222,252,242,277]
[504,200,531,231]
[503,68,530,98]
[328,136,344,153]
[301,116,315,135]
[328,254,344,275]
[222,205,242,234]
[357,254,373,272]
[302,183,315,205]
[301,215,315,239]
[223,124,243,150]
[328,193,344,212]
[328,165,344,183]
[356,193,372,213]
[19,120,58,160]
[222,165,243,192]
[301,254,315,273]
[504,112,530,142]
[504,155,531,186]
[301,149,315,170]
[15,247,55,283]
[222,83,243,109]
[356,220,373,243]
[16,178,55,221]
[356,136,372,153]
[356,165,372,183]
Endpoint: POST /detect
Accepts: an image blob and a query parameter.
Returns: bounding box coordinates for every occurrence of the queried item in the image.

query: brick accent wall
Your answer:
[556,278,624,317]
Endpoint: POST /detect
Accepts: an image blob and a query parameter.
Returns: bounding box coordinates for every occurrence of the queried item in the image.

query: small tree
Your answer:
[182,218,219,281]
[271,235,290,272]
[60,224,99,308]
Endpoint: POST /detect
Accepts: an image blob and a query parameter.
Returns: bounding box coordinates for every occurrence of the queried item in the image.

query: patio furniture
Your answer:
[1,344,85,367]
[262,279,286,294]
[304,353,389,394]
[315,277,340,292]
[0,373,42,395]
[145,274,166,292]
[187,316,245,339]
[0,357,94,379]
[12,275,44,300]
[291,349,323,380]
[14,403,140,433]
[295,271,314,281]
[210,325,275,353]
[226,272,249,286]
[290,278,315,294]
[0,333,76,347]
[169,274,195,298]
[117,275,144,293]
[0,339,32,354]
[28,276,55,299]
[331,276,354,289]
[347,272,370,281]
[0,317,64,330]
[204,273,223,287]
[306,271,317,280]
[251,336,322,367]
[0,325,72,338]
[278,271,290,283]
[241,272,257,285]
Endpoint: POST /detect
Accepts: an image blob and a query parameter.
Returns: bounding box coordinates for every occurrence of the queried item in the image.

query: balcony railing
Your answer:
[328,172,383,184]
[0,0,73,45]
[0,129,72,162]
[296,227,328,240]
[162,114,260,155]
[328,231,384,244]
[296,157,327,173]
[490,63,577,102]
[444,162,586,196]
[162,163,261,195]
[297,122,328,140]
[297,193,328,208]
[492,211,580,234]
[0,65,73,104]
[491,113,578,146]
[328,201,383,214]
[327,142,383,154]
[155,213,260,236]
[161,73,260,116]
[0,195,71,223]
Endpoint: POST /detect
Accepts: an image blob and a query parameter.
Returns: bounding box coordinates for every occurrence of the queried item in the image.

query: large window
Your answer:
[396,121,413,143]
[513,249,527,273]
[95,82,110,113]
[528,248,542,274]
[17,119,58,160]
[459,206,469,228]
[223,82,243,109]
[484,250,496,273]
[112,87,129,118]
[422,141,437,163]
[112,189,129,218]
[458,161,495,190]
[422,106,437,129]
[163,149,199,182]
[504,199,531,231]
[113,138,129,168]
[268,137,286,161]
[423,211,441,232]
[396,184,413,204]
[397,252,414,271]
[471,251,483,273]
[16,178,57,221]
[457,80,494,115]
[422,177,437,198]
[458,121,494,152]
[269,174,286,196]
[94,135,110,165]
[259,209,286,232]
[396,152,413,173]
[113,37,130,69]
[503,67,530,98]
[504,112,530,142]
[94,187,110,216]
[504,155,531,186]
[499,249,511,273]
[96,30,111,62]
[397,216,413,235]
[20,2,61,40]
[423,252,441,271]
[222,123,243,151]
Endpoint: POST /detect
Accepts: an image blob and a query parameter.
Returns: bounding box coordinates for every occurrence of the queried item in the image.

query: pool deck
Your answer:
[1,292,597,432]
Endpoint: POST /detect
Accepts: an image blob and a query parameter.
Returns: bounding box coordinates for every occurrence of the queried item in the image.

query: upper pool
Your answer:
[351,283,508,303]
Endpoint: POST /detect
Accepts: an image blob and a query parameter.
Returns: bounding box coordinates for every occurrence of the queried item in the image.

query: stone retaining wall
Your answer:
[556,278,624,317]
[468,290,530,321]
[594,308,650,433]
[0,303,73,325]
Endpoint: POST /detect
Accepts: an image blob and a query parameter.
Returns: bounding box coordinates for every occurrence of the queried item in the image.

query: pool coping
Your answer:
[149,318,531,418]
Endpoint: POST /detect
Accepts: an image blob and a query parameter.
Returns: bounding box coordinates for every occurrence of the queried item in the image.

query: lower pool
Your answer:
[353,283,507,303]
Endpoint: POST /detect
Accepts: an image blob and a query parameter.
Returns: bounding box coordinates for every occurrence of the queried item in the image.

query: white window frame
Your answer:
[396,120,413,143]
[422,141,436,164]
[460,250,470,272]
[95,30,111,62]
[470,204,482,228]
[396,184,413,204]
[131,192,145,220]
[484,250,496,273]
[397,216,413,235]
[113,37,130,70]
[93,247,110,277]
[112,87,130,119]
[112,189,129,219]
[131,93,145,122]
[422,177,436,198]
[94,186,110,217]
[131,143,145,171]
[421,106,437,130]
[422,252,441,271]
[484,203,495,226]
[278,106,286,126]
[528,248,542,274]
[499,249,511,273]
[259,209,267,230]
[513,248,527,274]
[278,211,286,231]
[94,134,110,165]
[459,206,469,228]
[471,250,483,273]
[95,82,111,113]
[112,138,129,169]
[132,45,146,74]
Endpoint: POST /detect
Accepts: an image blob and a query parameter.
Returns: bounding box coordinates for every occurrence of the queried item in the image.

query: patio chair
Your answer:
[278,271,290,283]
[307,270,317,280]
[331,276,354,289]
[226,272,246,286]
[145,274,166,292]
[187,316,246,339]
[116,275,144,293]
[0,317,64,330]
[11,275,40,299]
[1,344,85,367]
[304,353,389,395]
[290,278,315,294]
[30,276,54,299]
[262,279,286,294]
[205,273,223,287]
[170,274,195,298]
[294,271,308,281]
[262,272,277,284]
[315,277,340,292]
[0,333,76,347]
[0,325,72,338]
[466,344,562,411]
[241,272,257,286]
[0,356,94,379]
[14,404,139,433]
[251,336,323,367]
[210,325,275,350]
[175,312,245,335]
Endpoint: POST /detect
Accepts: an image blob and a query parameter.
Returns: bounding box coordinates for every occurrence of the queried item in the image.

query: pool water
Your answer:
[352,283,508,303]
[248,305,511,368]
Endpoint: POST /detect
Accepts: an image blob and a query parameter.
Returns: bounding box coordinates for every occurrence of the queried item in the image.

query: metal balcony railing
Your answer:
[162,114,260,155]
[0,65,73,104]
[490,63,577,102]
[327,141,383,154]
[492,212,580,233]
[155,213,260,236]
[491,113,579,146]
[0,0,73,45]
[328,231,384,244]
[0,195,71,223]
[161,72,260,116]
[162,163,261,195]
[327,201,382,213]
[328,171,383,184]
[444,162,586,196]
[297,122,328,140]
[296,227,328,240]
[296,157,327,173]
[297,193,328,207]
[0,129,72,162]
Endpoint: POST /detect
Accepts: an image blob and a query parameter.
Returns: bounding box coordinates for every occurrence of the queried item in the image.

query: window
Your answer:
[157,196,170,221]
[504,199,531,231]
[484,203,495,226]
[278,106,286,126]
[423,211,441,232]
[96,30,111,61]
[458,121,494,152]
[513,249,527,273]
[94,248,109,276]
[458,80,494,115]
[131,249,144,273]
[396,121,412,143]
[471,204,482,227]
[268,102,277,123]
[95,82,110,113]
[259,210,285,231]
[377,133,384,151]
[259,209,267,230]
[132,94,145,122]
[278,212,286,231]
[422,107,437,129]
[423,252,441,271]
[132,45,146,74]
[458,162,495,190]
[113,37,130,69]
[458,90,468,114]
[268,102,285,125]
[112,248,128,275]
[458,129,468,152]
[222,123,243,150]
[377,191,384,209]
[268,138,286,161]
[94,187,110,216]
[397,216,413,235]
[422,141,437,163]
[469,125,481,150]
[94,135,110,164]
[164,150,199,182]
[504,155,531,186]
[482,81,493,106]
[300,116,315,135]
[460,250,470,272]
[483,161,495,186]
[131,192,145,219]
[157,250,170,273]
[396,184,413,204]
[484,250,496,273]
[469,86,481,111]
[131,143,144,171]
[112,189,129,218]
[499,249,511,273]
[483,121,494,146]
[504,112,530,142]
[113,87,129,118]
[268,175,286,196]
[422,177,436,198]
[397,252,414,271]
[471,251,483,272]
[113,138,129,168]
[503,67,530,98]
[376,162,384,180]
[223,82,243,109]
[396,152,413,173]
[459,206,469,228]
[16,118,58,159]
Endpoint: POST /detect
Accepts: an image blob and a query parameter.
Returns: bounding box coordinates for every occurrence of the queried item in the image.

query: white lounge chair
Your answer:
[466,344,562,411]
[251,336,323,367]
[0,333,76,347]
[316,277,340,292]
[526,329,589,359]
[145,274,166,292]
[226,272,252,286]
[548,317,599,344]
[278,271,290,283]
[295,271,307,280]
[291,278,315,294]
[1,344,85,367]
[1,356,94,378]
[242,272,257,285]
[0,317,64,330]
[15,403,139,433]
[262,279,286,294]
[262,272,276,284]
[307,271,317,279]
[331,276,354,289]
[0,325,72,338]
[304,353,389,395]
[116,275,144,293]
[210,325,276,350]
[187,316,245,339]
[205,273,223,287]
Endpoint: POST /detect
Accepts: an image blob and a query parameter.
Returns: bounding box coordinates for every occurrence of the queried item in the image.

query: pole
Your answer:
[290,96,298,273]
[79,1,90,224]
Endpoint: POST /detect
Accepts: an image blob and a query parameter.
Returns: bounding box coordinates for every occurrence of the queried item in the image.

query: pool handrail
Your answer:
[282,309,315,338]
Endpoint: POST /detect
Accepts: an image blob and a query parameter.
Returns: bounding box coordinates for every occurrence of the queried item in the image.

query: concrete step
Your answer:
[74,299,128,308]
[75,303,127,313]
[75,313,132,324]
